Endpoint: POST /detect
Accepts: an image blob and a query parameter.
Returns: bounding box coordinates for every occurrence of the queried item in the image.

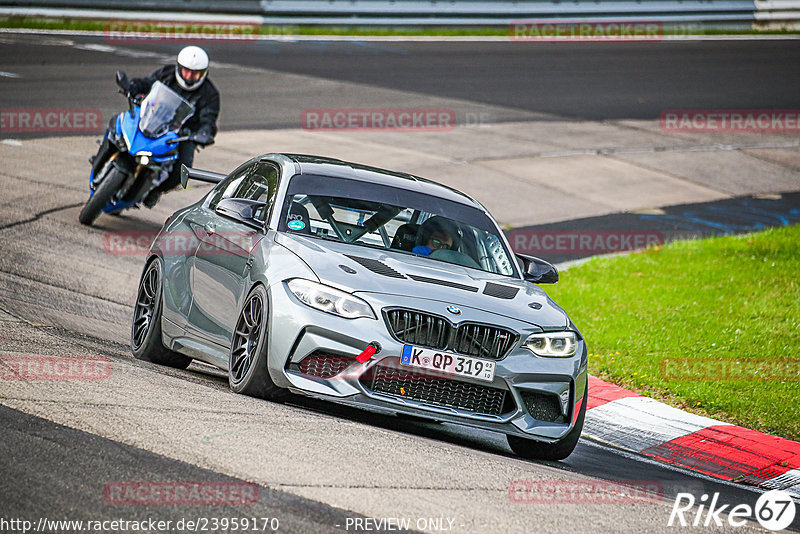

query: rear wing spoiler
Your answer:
[180,164,226,188]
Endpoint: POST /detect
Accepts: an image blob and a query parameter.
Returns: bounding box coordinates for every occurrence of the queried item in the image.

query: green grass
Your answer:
[2,17,800,36]
[0,17,511,36]
[546,225,800,440]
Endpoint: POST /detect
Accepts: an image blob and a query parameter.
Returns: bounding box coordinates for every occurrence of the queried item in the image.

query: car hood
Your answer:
[275,233,568,329]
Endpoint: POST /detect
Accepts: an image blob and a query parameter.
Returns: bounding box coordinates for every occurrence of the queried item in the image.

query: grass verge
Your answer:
[546,225,800,440]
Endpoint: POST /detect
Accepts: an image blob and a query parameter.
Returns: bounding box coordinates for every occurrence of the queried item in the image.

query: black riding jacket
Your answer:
[129,65,220,138]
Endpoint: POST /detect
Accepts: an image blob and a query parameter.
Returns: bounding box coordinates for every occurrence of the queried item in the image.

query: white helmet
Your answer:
[175,46,209,91]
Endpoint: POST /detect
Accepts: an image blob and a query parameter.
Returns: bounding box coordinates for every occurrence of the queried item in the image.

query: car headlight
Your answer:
[287,279,376,320]
[524,332,577,357]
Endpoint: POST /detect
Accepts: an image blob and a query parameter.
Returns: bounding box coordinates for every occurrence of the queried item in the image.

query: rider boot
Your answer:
[143,140,196,208]
[143,190,162,208]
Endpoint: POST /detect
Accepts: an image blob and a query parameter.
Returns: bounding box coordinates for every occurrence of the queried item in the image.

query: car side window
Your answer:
[230,162,279,222]
[237,162,278,199]
[207,162,279,222]
[208,164,253,211]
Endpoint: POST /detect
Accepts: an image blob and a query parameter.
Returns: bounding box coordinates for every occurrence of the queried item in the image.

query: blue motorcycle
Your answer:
[79,72,196,226]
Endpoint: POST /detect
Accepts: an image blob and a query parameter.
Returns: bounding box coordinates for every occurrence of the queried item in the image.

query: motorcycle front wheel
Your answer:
[78,165,126,226]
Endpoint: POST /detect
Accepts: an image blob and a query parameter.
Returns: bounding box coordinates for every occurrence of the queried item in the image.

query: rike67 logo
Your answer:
[668,490,795,530]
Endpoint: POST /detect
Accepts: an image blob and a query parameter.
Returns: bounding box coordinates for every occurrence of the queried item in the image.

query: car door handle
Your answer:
[204,222,216,235]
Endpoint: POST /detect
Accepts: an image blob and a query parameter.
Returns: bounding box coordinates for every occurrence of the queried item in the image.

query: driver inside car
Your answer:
[412,216,460,256]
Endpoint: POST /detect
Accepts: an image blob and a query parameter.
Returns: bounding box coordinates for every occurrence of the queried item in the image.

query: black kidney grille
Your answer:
[361,364,512,416]
[385,310,517,360]
[453,323,517,360]
[521,391,566,423]
[385,309,449,349]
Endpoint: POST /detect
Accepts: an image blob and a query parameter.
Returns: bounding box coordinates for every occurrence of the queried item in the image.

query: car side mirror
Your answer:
[516,253,559,284]
[215,198,268,230]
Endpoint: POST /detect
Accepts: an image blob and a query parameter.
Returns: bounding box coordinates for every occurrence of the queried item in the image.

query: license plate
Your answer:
[400,345,496,382]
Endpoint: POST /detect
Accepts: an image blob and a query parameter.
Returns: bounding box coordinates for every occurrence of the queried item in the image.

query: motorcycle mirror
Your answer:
[115,70,129,89]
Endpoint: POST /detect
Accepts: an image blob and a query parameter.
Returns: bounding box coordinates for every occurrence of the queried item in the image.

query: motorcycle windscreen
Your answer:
[138,81,195,138]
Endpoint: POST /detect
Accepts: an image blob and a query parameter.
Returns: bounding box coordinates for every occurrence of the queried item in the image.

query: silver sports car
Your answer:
[131,154,588,460]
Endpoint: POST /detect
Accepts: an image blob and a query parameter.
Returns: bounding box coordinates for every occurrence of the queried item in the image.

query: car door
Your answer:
[186,161,280,351]
[177,162,250,340]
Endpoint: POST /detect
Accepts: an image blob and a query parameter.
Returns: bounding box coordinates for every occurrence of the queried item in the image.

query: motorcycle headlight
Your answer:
[287,279,376,320]
[136,151,152,165]
[524,332,577,357]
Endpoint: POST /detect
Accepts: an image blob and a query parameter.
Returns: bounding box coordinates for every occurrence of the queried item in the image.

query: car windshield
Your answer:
[280,174,518,277]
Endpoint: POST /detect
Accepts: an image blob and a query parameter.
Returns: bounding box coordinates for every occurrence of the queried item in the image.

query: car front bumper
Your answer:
[266,282,588,442]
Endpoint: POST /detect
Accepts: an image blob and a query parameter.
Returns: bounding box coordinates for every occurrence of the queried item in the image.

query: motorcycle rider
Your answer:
[125,46,220,207]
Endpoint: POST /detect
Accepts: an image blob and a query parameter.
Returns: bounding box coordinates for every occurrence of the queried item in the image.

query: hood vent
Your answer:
[483,282,519,300]
[344,255,406,279]
[407,275,479,293]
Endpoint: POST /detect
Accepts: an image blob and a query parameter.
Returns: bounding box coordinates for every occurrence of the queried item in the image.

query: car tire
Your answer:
[506,387,587,461]
[79,165,126,226]
[229,284,288,401]
[131,258,192,369]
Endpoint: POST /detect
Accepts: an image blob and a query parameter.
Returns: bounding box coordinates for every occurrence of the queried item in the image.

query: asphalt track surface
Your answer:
[2,405,385,533]
[1,35,799,533]
[512,191,800,264]
[203,39,800,122]
[1,35,799,129]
